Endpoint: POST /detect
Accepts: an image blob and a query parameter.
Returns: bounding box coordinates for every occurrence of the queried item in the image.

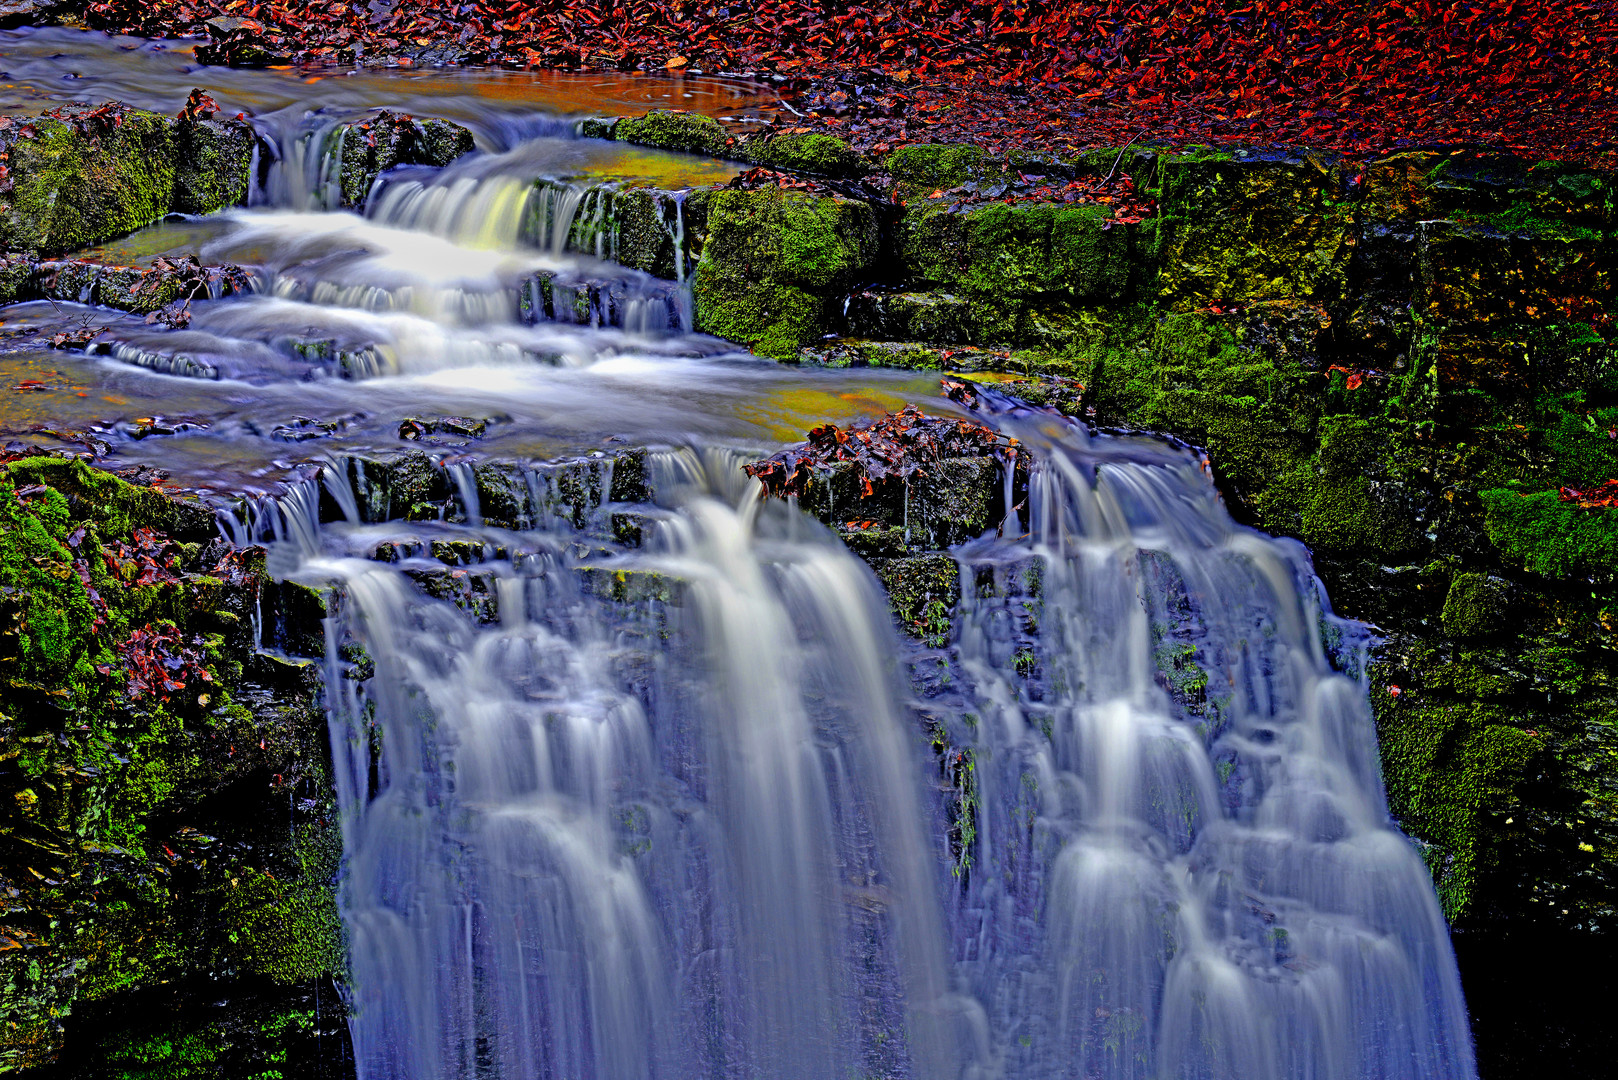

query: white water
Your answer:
[0,64,1479,1075]
[280,451,975,1080]
[942,408,1476,1080]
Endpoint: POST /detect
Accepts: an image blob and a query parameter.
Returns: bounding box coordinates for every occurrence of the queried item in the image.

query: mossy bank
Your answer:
[0,457,349,1078]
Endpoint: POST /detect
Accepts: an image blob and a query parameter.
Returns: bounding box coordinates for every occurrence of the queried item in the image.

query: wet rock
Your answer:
[692,187,878,359]
[399,415,488,441]
[614,110,735,158]
[331,111,476,209]
[267,414,364,443]
[871,554,961,643]
[0,106,255,257]
[795,338,1013,370]
[845,289,973,343]
[172,116,256,216]
[0,0,70,27]
[33,256,251,315]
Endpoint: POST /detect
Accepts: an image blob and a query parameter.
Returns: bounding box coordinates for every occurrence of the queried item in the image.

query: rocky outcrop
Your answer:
[327,110,476,210]
[0,105,255,257]
[0,456,347,1076]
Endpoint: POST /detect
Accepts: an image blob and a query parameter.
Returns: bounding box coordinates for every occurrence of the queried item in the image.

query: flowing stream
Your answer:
[0,32,1476,1080]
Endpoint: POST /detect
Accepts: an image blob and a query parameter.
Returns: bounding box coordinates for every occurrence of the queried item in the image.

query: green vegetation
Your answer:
[615,109,734,158]
[0,459,342,1074]
[692,187,878,358]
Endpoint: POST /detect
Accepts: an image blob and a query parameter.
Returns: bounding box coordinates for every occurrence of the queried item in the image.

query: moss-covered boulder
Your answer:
[0,105,257,257]
[746,131,865,178]
[0,457,345,1075]
[333,110,476,209]
[884,143,988,200]
[614,110,735,158]
[691,187,878,359]
[0,107,176,257]
[171,116,256,216]
[1154,149,1355,307]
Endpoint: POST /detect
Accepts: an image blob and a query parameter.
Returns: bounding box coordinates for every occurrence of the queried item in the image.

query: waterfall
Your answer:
[276,448,973,1080]
[941,409,1477,1080]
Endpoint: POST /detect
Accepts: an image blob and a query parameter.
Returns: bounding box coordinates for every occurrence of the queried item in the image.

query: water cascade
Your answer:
[274,450,972,1080]
[0,42,1479,1075]
[939,404,1476,1079]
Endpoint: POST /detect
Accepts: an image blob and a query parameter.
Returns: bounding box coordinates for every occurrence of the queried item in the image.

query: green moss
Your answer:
[885,143,987,198]
[899,200,1128,343]
[0,459,342,1068]
[615,110,733,158]
[0,483,105,686]
[170,118,254,216]
[692,187,878,359]
[1376,677,1545,921]
[873,555,961,644]
[0,108,178,256]
[1152,152,1353,306]
[1481,488,1618,577]
[218,822,345,984]
[1440,572,1506,638]
[748,132,865,178]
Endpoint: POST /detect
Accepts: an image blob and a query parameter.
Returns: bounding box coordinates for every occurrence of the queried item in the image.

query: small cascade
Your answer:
[444,461,483,526]
[257,114,353,211]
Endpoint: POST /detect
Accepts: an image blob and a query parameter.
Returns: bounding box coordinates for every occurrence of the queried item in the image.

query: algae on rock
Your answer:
[0,458,345,1076]
[0,105,257,256]
[692,187,878,359]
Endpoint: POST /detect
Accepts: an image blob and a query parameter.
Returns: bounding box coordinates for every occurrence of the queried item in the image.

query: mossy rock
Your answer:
[885,143,988,199]
[171,117,255,216]
[334,111,476,209]
[872,554,960,644]
[898,199,1130,344]
[692,187,878,359]
[0,458,344,1071]
[0,107,177,256]
[1481,488,1618,578]
[747,131,865,178]
[1417,219,1614,330]
[615,110,734,158]
[1153,150,1355,307]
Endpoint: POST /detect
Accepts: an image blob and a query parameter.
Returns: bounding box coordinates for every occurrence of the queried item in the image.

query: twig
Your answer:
[1104,132,1144,185]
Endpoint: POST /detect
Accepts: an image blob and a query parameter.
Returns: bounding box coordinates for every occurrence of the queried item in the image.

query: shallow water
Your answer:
[0,26,787,143]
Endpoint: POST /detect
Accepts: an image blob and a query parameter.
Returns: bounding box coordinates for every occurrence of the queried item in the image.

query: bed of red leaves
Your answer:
[78,0,1618,164]
[744,404,1026,500]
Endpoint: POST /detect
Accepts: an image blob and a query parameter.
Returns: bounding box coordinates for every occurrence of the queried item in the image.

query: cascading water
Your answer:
[938,403,1476,1080]
[274,449,972,1080]
[2,34,1479,1076]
